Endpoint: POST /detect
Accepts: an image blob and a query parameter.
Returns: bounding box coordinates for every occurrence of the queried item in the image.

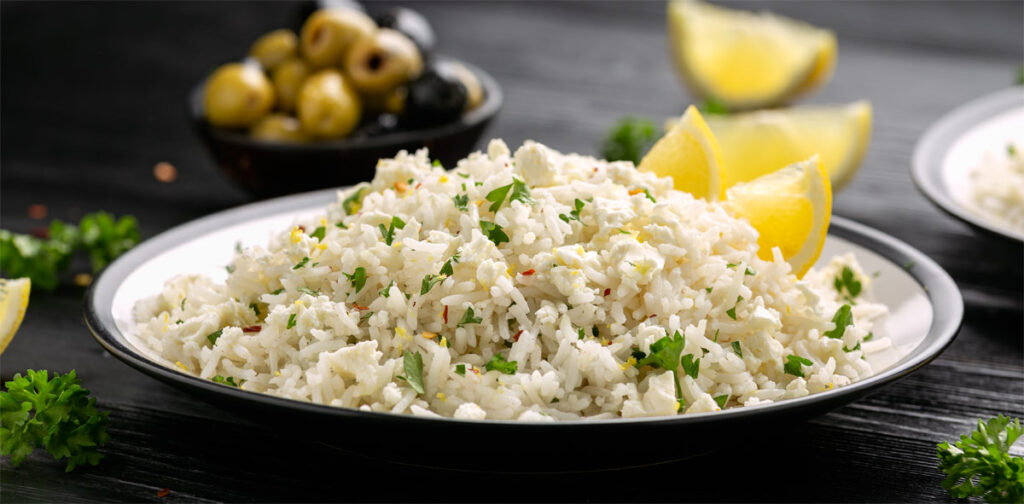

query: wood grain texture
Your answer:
[1,1,1022,502]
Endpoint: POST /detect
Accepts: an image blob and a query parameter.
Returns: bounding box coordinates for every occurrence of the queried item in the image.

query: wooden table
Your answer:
[2,1,1021,501]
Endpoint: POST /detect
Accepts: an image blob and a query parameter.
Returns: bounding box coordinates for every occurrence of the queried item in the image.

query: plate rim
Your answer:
[84,189,964,428]
[911,86,1024,242]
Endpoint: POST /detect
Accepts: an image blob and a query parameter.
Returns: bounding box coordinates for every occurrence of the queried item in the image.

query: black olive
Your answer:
[351,113,401,139]
[292,0,366,32]
[374,7,435,59]
[402,63,467,128]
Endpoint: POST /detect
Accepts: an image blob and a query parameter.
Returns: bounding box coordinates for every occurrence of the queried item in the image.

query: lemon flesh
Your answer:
[668,0,836,110]
[0,278,31,354]
[638,105,725,200]
[706,101,872,191]
[723,157,832,277]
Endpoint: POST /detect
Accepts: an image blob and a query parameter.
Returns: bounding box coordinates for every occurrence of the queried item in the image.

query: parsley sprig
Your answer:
[559,199,586,224]
[485,354,517,374]
[479,220,509,246]
[396,351,425,394]
[0,370,110,471]
[600,117,658,164]
[379,216,406,246]
[634,330,690,411]
[343,267,367,293]
[937,416,1023,502]
[823,304,854,339]
[834,266,862,302]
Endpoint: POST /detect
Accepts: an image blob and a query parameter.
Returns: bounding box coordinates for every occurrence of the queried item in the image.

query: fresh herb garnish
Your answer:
[843,341,862,353]
[396,351,425,394]
[680,354,700,379]
[456,172,470,178]
[249,303,261,316]
[726,296,742,320]
[745,267,756,276]
[484,354,517,374]
[342,185,368,215]
[360,311,374,320]
[343,267,367,293]
[293,257,309,269]
[335,221,348,229]
[296,286,319,296]
[439,253,460,276]
[421,274,444,295]
[834,266,862,301]
[509,178,534,205]
[453,194,469,211]
[479,220,509,246]
[379,280,394,298]
[864,332,874,342]
[379,216,406,246]
[558,199,586,223]
[212,375,244,388]
[457,306,483,327]
[207,330,223,345]
[784,355,813,377]
[823,304,854,339]
[635,330,687,410]
[309,226,326,241]
[600,117,658,165]
[0,369,110,471]
[699,98,729,116]
[642,188,656,203]
[286,313,297,329]
[432,159,442,167]
[578,327,585,340]
[713,394,729,408]
[937,415,1024,502]
[455,364,466,376]
[271,288,285,295]
[731,341,743,358]
[485,183,513,212]
[225,264,236,274]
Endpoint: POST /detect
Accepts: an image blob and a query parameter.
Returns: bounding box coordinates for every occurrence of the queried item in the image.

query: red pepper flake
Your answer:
[27,204,48,220]
[157,488,170,498]
[415,182,422,189]
[649,314,657,319]
[513,329,524,342]
[520,269,535,276]
[153,161,178,183]
[470,367,481,375]
[242,325,261,333]
[353,304,369,310]
[592,167,599,173]
[298,225,306,232]
[443,305,449,324]
[628,188,644,196]
[394,181,408,193]
[603,288,611,296]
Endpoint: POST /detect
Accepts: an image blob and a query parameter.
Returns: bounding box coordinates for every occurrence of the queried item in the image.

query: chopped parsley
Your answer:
[249,303,260,316]
[360,311,374,320]
[731,341,743,358]
[578,327,585,340]
[225,264,235,274]
[745,267,756,276]
[630,347,647,360]
[618,229,632,234]
[834,266,862,301]
[680,354,700,379]
[485,183,513,212]
[286,313,297,329]
[457,306,483,327]
[396,351,425,394]
[456,172,470,178]
[635,330,686,411]
[335,221,348,229]
[439,253,460,276]
[212,375,244,387]
[713,329,719,342]
[479,220,509,246]
[296,286,318,296]
[453,194,469,211]
[700,98,729,115]
[643,189,656,203]
[379,216,406,246]
[270,288,285,295]
[509,178,534,205]
[784,355,813,377]
[864,332,874,342]
[558,199,585,223]
[292,257,309,269]
[343,267,367,293]
[714,394,729,409]
[726,296,742,320]
[432,159,442,167]
[379,280,394,298]
[181,298,187,310]
[342,185,368,215]
[705,287,713,293]
[207,329,223,345]
[309,226,326,241]
[600,117,658,164]
[843,341,862,353]
[484,354,517,374]
[421,274,444,295]
[1009,143,1018,157]
[823,304,854,339]
[455,364,466,376]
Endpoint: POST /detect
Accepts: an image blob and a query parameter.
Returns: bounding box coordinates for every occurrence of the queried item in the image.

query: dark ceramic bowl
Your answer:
[188,58,502,199]
[84,187,964,472]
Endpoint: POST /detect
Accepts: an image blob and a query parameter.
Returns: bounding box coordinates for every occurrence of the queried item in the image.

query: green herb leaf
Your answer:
[271,288,285,295]
[578,327,585,340]
[225,264,236,274]
[379,280,394,298]
[0,369,110,471]
[286,313,297,329]
[432,159,442,167]
[937,415,1024,502]
[456,172,470,178]
[635,330,687,408]
[309,226,326,241]
[378,216,406,246]
[484,354,517,374]
[714,394,729,408]
[509,178,535,206]
[360,311,374,321]
[400,351,425,394]
[600,117,658,164]
[843,341,862,353]
[207,330,223,345]
[421,274,444,295]
[699,98,729,116]
[485,183,513,212]
[745,267,756,276]
[864,332,874,342]
[335,221,348,229]
[457,306,483,327]
[296,286,319,296]
[439,253,460,276]
[342,185,368,215]
[680,354,700,379]
[453,194,469,211]
[834,266,862,300]
[784,355,813,377]
[212,375,244,388]
[293,257,310,269]
[731,341,743,358]
[823,304,854,339]
[343,267,367,293]
[479,220,509,246]
[455,364,466,376]
[249,303,261,316]
[642,189,656,203]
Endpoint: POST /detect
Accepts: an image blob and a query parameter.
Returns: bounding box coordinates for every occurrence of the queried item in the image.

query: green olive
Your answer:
[297,69,361,138]
[271,57,311,112]
[250,113,309,143]
[300,8,376,69]
[361,86,406,115]
[450,62,483,110]
[204,62,275,127]
[344,28,422,96]
[249,29,299,71]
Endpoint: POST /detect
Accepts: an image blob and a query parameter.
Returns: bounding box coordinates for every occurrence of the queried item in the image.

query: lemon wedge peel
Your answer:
[723,156,832,278]
[702,100,872,191]
[0,278,31,355]
[638,105,725,201]
[667,0,836,110]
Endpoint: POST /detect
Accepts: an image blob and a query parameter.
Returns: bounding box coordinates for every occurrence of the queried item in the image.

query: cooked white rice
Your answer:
[134,139,889,421]
[970,141,1024,231]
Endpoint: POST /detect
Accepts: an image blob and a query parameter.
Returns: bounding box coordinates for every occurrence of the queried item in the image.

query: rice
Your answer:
[133,139,889,420]
[970,141,1024,231]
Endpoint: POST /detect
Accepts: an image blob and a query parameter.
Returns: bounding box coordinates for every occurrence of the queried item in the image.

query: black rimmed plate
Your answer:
[913,87,1024,242]
[84,190,963,472]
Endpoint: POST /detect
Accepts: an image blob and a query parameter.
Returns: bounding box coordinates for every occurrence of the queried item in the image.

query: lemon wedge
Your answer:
[723,157,832,277]
[0,278,31,354]
[667,0,836,110]
[638,105,724,200]
[705,101,872,191]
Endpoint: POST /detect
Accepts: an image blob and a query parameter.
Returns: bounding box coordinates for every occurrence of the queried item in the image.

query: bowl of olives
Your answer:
[189,4,502,198]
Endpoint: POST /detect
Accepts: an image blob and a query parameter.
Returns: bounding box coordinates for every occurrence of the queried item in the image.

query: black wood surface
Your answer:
[2,1,1022,502]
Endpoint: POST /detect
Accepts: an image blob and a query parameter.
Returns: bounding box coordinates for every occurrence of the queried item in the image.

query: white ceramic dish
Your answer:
[913,87,1024,241]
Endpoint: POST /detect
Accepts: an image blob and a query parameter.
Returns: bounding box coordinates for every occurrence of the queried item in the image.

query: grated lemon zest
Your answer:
[316,243,327,251]
[440,336,448,348]
[275,370,282,377]
[436,392,446,401]
[290,227,302,243]
[320,217,327,227]
[175,361,189,372]
[673,401,681,411]
[439,175,448,183]
[422,331,438,340]
[619,356,637,370]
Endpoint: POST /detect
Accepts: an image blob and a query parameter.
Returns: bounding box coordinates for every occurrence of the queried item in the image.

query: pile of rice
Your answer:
[134,139,889,421]
[970,141,1024,231]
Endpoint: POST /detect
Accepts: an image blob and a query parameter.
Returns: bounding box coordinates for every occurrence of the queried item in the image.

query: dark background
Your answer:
[2,1,1022,502]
